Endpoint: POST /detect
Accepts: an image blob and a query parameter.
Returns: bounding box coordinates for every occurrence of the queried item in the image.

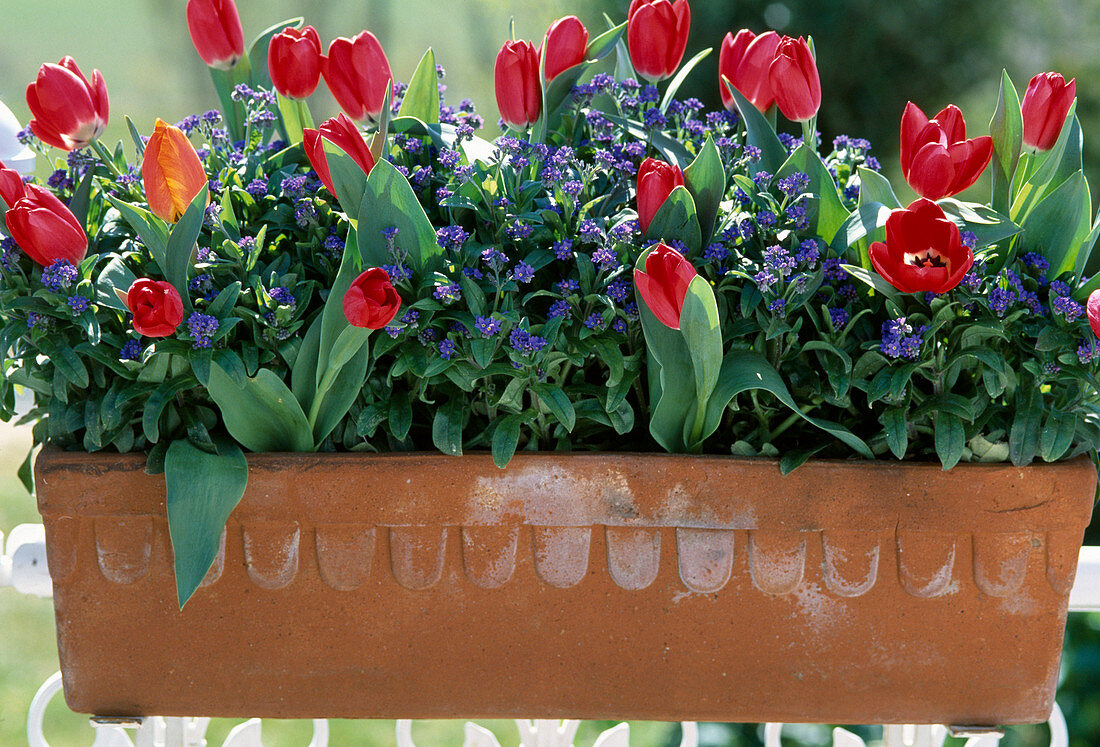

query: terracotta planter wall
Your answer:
[36,451,1096,724]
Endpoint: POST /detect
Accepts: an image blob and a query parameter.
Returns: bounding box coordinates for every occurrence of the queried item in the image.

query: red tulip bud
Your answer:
[5,185,87,267]
[627,0,691,83]
[1088,290,1100,340]
[1021,72,1076,152]
[719,29,780,113]
[900,102,993,200]
[303,114,377,199]
[127,278,184,337]
[185,0,244,71]
[0,164,28,209]
[495,40,542,130]
[768,36,820,122]
[541,16,589,82]
[869,198,973,294]
[634,242,698,329]
[25,57,109,151]
[268,26,323,100]
[321,31,393,123]
[343,267,402,329]
[636,157,685,234]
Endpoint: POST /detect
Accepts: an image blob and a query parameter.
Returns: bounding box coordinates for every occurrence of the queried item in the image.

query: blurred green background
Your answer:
[3,0,1100,744]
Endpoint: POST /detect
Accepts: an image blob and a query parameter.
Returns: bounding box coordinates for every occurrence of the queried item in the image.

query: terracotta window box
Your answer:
[35,450,1095,725]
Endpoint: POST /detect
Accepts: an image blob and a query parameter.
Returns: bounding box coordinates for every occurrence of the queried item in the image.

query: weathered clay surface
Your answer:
[35,451,1096,724]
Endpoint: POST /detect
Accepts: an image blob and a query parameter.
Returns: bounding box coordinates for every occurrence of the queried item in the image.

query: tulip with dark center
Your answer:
[870,198,973,294]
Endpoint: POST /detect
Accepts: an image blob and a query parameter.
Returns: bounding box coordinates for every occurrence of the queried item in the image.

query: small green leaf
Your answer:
[1040,409,1076,462]
[96,257,138,311]
[779,446,826,475]
[398,48,440,124]
[533,383,576,431]
[389,393,413,441]
[17,448,33,494]
[840,263,904,308]
[166,438,248,608]
[1009,387,1043,466]
[989,70,1023,214]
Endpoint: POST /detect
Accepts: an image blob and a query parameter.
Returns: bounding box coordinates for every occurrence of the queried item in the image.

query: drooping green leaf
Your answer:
[96,257,138,311]
[105,195,169,263]
[989,70,1023,214]
[1009,386,1043,466]
[723,81,787,175]
[679,276,722,448]
[17,448,33,494]
[165,438,248,608]
[207,364,314,452]
[840,263,904,309]
[683,135,725,244]
[491,413,526,468]
[432,399,464,456]
[389,392,413,441]
[832,202,893,257]
[881,407,908,460]
[398,48,440,124]
[934,411,965,470]
[644,185,701,254]
[1040,409,1076,462]
[779,446,826,475]
[142,376,194,443]
[701,351,874,458]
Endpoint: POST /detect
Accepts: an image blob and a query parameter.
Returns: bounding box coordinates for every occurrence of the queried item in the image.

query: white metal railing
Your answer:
[2,523,1095,747]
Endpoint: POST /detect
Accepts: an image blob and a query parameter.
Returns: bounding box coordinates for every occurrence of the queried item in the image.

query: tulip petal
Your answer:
[907,142,955,200]
[899,102,929,177]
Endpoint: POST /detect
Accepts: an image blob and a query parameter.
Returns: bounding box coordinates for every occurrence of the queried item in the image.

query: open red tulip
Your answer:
[634,242,698,329]
[303,114,376,199]
[869,198,973,294]
[25,57,109,151]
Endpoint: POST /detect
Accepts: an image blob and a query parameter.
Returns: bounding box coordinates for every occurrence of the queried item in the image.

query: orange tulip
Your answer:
[142,118,209,223]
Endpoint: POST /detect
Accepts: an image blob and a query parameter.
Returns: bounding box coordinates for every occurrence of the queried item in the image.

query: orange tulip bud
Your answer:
[142,118,209,223]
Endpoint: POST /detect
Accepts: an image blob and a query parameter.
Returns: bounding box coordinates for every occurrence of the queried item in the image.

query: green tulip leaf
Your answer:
[399,48,440,125]
[1010,102,1078,223]
[723,80,787,176]
[660,47,712,114]
[832,201,893,261]
[164,185,209,312]
[207,363,314,453]
[105,195,168,266]
[1019,170,1090,277]
[934,412,966,470]
[644,185,701,255]
[776,144,848,244]
[310,338,371,445]
[316,228,362,390]
[358,159,441,272]
[165,437,248,609]
[680,281,723,449]
[857,167,902,210]
[320,140,369,214]
[937,198,1021,249]
[95,257,137,312]
[683,135,725,245]
[841,263,904,315]
[989,69,1023,214]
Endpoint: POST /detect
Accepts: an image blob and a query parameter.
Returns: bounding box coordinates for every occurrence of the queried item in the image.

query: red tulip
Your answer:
[768,36,820,122]
[541,16,589,82]
[303,114,377,198]
[900,102,993,200]
[869,198,973,294]
[343,267,402,329]
[627,0,691,83]
[1021,72,1076,152]
[494,41,542,130]
[636,158,685,234]
[127,278,184,337]
[143,118,209,223]
[5,185,87,267]
[321,31,393,123]
[269,26,323,100]
[1087,290,1100,339]
[25,57,109,151]
[0,164,27,209]
[634,242,698,329]
[185,0,244,71]
[718,29,780,113]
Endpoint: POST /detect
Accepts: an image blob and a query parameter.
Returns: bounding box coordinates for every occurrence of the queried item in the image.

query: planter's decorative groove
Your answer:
[36,451,1096,724]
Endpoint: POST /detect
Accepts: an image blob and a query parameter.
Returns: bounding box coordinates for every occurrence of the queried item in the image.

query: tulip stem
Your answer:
[88,139,125,179]
[801,119,816,153]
